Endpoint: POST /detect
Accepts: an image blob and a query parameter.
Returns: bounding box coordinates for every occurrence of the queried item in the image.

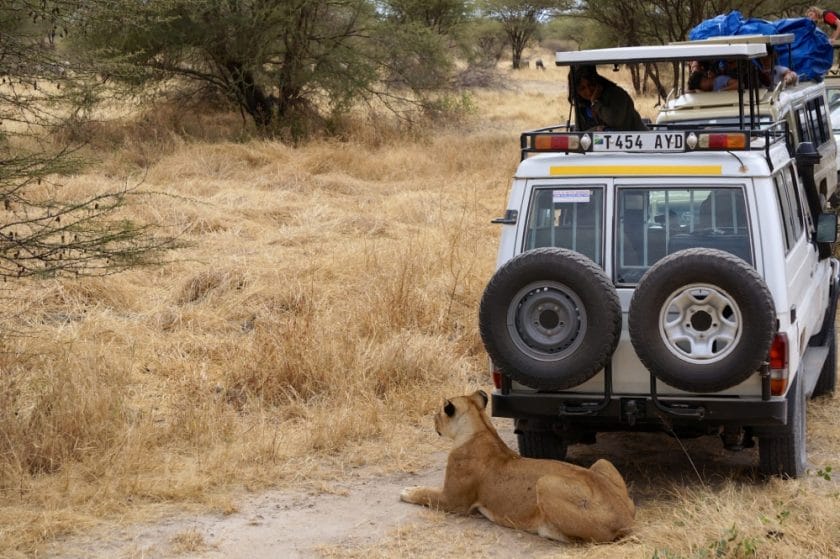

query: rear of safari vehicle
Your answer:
[480,41,836,478]
[483,140,781,446]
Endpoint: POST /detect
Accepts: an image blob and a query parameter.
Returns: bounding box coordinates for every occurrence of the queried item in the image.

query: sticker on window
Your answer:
[553,190,591,203]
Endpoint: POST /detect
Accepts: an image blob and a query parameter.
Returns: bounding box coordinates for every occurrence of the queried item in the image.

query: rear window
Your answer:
[827,85,840,133]
[523,186,605,266]
[615,187,752,284]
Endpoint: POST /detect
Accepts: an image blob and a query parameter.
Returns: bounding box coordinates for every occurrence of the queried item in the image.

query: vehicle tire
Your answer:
[479,247,621,391]
[516,429,568,461]
[758,372,807,478]
[628,248,775,393]
[813,316,837,397]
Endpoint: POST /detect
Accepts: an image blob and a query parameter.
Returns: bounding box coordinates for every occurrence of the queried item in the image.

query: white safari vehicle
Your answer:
[481,40,839,477]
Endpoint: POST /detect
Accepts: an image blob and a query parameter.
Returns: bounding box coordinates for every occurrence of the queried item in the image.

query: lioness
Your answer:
[400,390,635,542]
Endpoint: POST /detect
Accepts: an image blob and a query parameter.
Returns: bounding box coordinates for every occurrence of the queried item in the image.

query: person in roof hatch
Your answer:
[757,46,798,88]
[572,65,648,132]
[687,68,738,92]
[807,6,840,41]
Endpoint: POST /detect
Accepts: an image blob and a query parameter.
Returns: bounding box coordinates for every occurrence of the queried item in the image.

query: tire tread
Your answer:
[628,248,774,393]
[479,248,621,391]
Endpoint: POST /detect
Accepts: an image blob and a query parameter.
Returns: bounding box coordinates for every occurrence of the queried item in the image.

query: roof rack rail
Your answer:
[520,121,789,166]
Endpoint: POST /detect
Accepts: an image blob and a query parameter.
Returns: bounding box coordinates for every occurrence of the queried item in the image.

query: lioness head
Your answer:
[434,390,489,442]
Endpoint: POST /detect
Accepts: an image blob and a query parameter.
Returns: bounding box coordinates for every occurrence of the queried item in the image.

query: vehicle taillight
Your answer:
[691,132,747,150]
[534,133,580,151]
[768,333,789,395]
[492,368,502,389]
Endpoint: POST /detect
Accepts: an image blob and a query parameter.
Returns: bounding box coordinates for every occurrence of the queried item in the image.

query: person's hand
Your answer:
[591,84,604,102]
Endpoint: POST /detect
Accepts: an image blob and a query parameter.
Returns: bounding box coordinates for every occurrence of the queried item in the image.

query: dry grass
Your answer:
[169,528,212,554]
[1,54,839,558]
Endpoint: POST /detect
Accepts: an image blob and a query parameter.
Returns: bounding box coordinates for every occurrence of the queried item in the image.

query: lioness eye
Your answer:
[444,401,455,417]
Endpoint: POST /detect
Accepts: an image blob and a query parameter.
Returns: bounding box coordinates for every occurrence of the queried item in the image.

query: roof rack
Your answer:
[554,43,767,66]
[669,33,794,47]
[520,121,789,169]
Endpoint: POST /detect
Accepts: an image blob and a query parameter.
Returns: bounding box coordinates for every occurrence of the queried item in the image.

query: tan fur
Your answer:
[400,391,635,542]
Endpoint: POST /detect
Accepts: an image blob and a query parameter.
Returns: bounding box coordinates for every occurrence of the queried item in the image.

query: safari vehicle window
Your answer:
[774,167,806,252]
[827,85,840,132]
[795,97,831,146]
[615,187,751,284]
[810,99,830,143]
[832,103,840,133]
[524,187,604,265]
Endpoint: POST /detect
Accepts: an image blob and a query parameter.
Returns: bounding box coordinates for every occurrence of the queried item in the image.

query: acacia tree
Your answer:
[383,0,471,33]
[0,1,173,280]
[482,0,569,69]
[75,0,465,135]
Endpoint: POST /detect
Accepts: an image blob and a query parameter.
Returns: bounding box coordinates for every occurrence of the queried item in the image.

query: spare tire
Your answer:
[479,248,621,391]
[628,248,775,393]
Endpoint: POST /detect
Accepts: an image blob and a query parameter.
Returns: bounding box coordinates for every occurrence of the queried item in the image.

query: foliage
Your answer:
[482,0,569,69]
[454,18,509,87]
[0,1,175,280]
[74,0,470,135]
[382,0,472,33]
[816,465,833,480]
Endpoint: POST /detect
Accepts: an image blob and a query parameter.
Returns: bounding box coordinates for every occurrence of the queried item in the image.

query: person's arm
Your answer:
[826,12,840,40]
[591,86,633,129]
[781,67,798,86]
[715,75,739,91]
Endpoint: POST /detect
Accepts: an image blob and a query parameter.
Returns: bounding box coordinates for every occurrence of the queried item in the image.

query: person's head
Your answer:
[807,7,823,22]
[688,70,714,92]
[574,65,602,101]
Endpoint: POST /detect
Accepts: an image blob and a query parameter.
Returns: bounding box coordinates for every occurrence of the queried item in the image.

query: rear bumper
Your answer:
[491,390,787,428]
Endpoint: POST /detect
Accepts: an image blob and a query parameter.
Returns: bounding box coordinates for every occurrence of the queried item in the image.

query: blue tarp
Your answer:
[688,10,833,81]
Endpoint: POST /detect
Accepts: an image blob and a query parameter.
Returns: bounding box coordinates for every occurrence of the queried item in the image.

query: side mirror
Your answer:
[816,212,838,243]
[796,141,821,167]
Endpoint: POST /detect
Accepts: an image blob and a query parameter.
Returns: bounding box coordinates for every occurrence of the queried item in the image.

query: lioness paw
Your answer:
[400,486,419,502]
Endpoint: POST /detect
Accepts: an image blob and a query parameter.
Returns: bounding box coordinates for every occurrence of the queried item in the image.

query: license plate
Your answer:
[592,132,685,152]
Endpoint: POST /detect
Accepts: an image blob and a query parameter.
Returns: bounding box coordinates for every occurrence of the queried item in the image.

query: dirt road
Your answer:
[44,427,768,559]
[44,453,556,558]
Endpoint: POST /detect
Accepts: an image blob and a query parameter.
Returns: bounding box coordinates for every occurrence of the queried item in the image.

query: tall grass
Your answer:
[0,64,532,554]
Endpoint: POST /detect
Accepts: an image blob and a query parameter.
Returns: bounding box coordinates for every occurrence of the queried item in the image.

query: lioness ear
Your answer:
[470,390,489,409]
[443,400,455,417]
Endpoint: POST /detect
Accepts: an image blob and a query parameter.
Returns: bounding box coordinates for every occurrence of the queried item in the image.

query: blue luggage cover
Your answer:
[688,11,833,81]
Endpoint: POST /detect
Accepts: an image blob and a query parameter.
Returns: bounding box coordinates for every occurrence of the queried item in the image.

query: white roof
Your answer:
[670,34,794,46]
[555,43,767,66]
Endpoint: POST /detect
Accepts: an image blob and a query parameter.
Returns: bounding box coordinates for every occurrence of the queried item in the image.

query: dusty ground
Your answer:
[42,423,773,559]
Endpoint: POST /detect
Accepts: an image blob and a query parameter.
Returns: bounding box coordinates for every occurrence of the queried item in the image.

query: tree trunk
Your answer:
[629,64,641,95]
[511,44,522,69]
[645,63,668,100]
[226,62,274,128]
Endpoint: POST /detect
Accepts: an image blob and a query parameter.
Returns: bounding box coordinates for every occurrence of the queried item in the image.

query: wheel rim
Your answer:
[658,283,742,364]
[507,281,586,361]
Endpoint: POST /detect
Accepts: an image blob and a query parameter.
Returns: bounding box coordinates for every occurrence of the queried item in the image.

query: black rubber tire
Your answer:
[516,429,568,461]
[628,248,775,393]
[813,316,837,397]
[479,247,621,391]
[758,372,807,478]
